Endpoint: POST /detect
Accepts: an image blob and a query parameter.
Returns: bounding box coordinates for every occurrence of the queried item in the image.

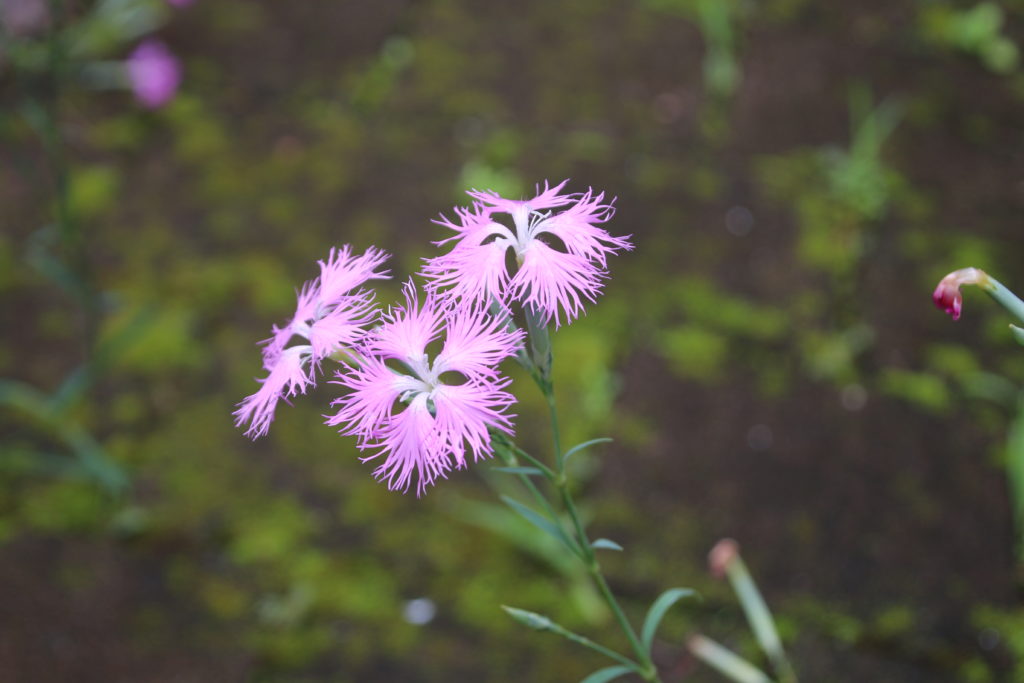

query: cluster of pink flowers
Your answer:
[236,182,632,493]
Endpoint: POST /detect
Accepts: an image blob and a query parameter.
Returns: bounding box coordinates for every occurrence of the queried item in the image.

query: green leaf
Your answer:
[500,495,576,553]
[492,466,545,476]
[591,538,624,552]
[688,634,773,683]
[1011,324,1024,347]
[580,665,635,683]
[564,437,613,463]
[641,587,697,652]
[0,380,127,493]
[501,605,553,630]
[502,605,641,671]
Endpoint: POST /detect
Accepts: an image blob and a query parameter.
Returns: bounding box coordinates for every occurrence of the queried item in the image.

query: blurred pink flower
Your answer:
[235,246,390,438]
[0,0,49,37]
[166,0,194,7]
[329,283,523,494]
[126,39,182,109]
[422,181,631,326]
[933,267,989,320]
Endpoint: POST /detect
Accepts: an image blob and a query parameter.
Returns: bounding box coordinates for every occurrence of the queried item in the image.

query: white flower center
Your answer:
[510,204,550,257]
[399,353,447,402]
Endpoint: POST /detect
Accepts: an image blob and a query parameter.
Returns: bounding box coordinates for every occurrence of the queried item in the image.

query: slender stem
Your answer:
[545,619,644,671]
[985,277,1024,327]
[40,0,99,351]
[687,634,774,683]
[552,462,656,679]
[490,433,580,555]
[516,473,570,551]
[727,556,798,683]
[544,385,659,681]
[547,394,565,469]
[509,443,556,480]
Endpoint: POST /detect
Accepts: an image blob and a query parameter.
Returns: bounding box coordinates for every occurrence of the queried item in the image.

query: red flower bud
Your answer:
[933,268,988,321]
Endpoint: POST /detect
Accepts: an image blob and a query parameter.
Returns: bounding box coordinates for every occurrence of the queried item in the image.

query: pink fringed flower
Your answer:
[422,180,632,326]
[329,283,523,494]
[235,245,390,438]
[126,39,182,109]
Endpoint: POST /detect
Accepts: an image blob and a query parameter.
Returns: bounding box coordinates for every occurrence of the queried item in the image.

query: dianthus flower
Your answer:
[235,246,389,438]
[328,283,523,494]
[422,180,631,326]
[126,39,182,109]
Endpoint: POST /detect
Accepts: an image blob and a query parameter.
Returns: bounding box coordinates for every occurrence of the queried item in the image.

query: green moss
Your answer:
[658,324,728,381]
[879,369,952,414]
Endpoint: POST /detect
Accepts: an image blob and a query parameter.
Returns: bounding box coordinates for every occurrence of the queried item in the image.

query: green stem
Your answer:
[547,394,565,469]
[543,618,642,671]
[501,606,642,672]
[490,432,580,555]
[515,470,571,551]
[40,0,99,351]
[509,443,556,480]
[553,467,656,680]
[544,386,659,681]
[726,556,797,683]
[985,277,1024,327]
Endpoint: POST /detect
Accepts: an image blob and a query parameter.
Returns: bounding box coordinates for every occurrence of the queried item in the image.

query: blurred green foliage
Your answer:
[920,2,1020,73]
[4,0,1024,680]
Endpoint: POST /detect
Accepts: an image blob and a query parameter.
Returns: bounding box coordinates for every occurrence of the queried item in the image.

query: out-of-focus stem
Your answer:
[986,277,1024,327]
[501,606,641,671]
[711,539,797,683]
[40,0,99,350]
[687,634,774,683]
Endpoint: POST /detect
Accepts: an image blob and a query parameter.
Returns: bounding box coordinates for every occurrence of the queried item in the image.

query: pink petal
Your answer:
[234,346,312,439]
[365,282,444,363]
[328,358,421,439]
[432,380,516,466]
[360,395,451,495]
[434,304,524,378]
[513,240,605,327]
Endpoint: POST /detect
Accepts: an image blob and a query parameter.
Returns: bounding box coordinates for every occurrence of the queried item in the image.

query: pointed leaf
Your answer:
[492,466,545,476]
[641,587,697,652]
[502,605,641,671]
[1011,324,1024,347]
[564,437,613,463]
[687,634,773,683]
[500,495,576,552]
[591,538,624,552]
[501,605,553,630]
[580,665,635,683]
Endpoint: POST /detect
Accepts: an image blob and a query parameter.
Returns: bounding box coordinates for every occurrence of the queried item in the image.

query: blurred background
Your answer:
[3,0,1024,680]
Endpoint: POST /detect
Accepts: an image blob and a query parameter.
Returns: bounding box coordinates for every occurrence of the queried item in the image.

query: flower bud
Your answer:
[708,538,740,579]
[932,267,990,321]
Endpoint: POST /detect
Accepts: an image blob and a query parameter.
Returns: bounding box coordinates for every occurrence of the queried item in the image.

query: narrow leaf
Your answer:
[580,665,635,683]
[492,466,544,476]
[591,538,624,552]
[563,437,613,463]
[1011,324,1024,347]
[502,605,640,671]
[500,495,576,552]
[729,559,784,663]
[501,605,553,630]
[641,587,697,652]
[687,634,772,683]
